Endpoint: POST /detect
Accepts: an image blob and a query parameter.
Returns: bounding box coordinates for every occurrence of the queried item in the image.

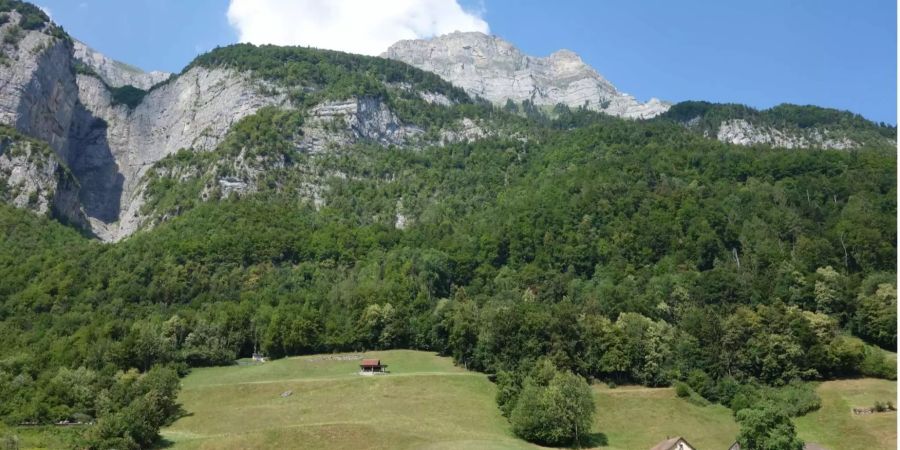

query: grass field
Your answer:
[794,378,897,450]
[160,350,536,450]
[159,350,896,450]
[591,385,739,449]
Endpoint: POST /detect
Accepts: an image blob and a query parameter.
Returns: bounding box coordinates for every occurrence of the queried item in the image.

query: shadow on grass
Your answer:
[153,437,176,449]
[577,432,608,447]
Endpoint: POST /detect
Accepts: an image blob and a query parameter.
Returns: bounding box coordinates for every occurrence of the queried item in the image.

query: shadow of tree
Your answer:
[578,432,608,448]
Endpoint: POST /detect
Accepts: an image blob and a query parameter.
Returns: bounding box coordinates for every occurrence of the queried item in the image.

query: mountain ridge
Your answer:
[383,31,671,119]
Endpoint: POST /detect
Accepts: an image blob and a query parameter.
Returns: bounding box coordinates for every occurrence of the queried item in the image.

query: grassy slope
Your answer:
[161,350,535,450]
[591,385,739,450]
[592,379,897,450]
[161,350,896,450]
[794,379,897,450]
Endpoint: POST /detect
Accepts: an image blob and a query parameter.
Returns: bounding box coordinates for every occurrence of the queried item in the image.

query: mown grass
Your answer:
[590,378,896,450]
[161,350,896,450]
[160,350,535,450]
[794,378,897,450]
[590,385,739,449]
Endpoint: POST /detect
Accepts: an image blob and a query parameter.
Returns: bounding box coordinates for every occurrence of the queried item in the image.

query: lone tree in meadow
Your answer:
[509,364,595,446]
[735,402,804,450]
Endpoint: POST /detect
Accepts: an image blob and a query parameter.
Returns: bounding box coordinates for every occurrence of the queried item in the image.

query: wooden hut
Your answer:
[359,358,387,375]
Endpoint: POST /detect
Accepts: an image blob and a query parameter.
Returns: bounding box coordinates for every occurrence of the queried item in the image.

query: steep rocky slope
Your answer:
[0,10,77,159]
[383,31,670,119]
[0,8,297,240]
[0,9,490,241]
[0,124,85,226]
[70,66,290,240]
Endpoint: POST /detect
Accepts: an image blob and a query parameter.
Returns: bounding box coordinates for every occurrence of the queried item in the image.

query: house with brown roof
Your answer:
[650,436,696,450]
[359,358,387,375]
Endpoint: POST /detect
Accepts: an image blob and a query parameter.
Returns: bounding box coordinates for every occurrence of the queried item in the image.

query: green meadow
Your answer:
[160,350,535,450]
[159,350,896,450]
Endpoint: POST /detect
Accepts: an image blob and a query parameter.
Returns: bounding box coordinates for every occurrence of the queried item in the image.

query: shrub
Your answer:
[109,85,148,109]
[727,381,820,418]
[860,346,897,380]
[674,381,691,398]
[2,24,22,46]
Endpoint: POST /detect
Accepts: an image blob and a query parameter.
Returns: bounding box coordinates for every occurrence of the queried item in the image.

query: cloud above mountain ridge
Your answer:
[227,0,489,56]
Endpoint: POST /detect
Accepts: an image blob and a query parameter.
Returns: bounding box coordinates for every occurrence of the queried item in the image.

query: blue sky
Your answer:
[41,0,897,124]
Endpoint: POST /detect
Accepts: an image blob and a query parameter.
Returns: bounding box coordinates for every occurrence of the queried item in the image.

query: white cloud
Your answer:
[226,0,489,56]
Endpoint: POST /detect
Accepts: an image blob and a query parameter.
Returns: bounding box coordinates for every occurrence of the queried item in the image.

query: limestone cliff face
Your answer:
[0,12,78,160]
[383,31,670,119]
[72,40,171,90]
[0,134,61,213]
[71,67,289,241]
[0,128,88,228]
[0,18,445,241]
[0,16,292,240]
[299,97,422,153]
[715,119,857,150]
[0,11,89,229]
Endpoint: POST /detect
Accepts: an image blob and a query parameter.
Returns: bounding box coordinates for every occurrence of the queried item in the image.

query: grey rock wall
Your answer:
[383,32,670,119]
[716,119,857,150]
[71,67,289,240]
[0,13,78,160]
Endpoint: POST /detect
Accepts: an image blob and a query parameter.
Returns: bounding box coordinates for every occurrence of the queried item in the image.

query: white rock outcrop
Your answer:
[716,119,857,150]
[0,138,59,213]
[73,40,171,90]
[0,131,88,227]
[383,32,670,119]
[299,97,422,153]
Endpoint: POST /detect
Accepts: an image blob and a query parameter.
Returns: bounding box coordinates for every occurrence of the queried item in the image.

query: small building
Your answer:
[359,358,387,375]
[650,436,696,450]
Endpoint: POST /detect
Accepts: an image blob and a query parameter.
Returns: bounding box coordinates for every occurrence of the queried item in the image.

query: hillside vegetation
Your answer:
[660,101,897,146]
[0,27,896,448]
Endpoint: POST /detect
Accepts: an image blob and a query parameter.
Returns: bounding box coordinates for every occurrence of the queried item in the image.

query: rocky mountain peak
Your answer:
[72,40,172,90]
[382,31,670,119]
